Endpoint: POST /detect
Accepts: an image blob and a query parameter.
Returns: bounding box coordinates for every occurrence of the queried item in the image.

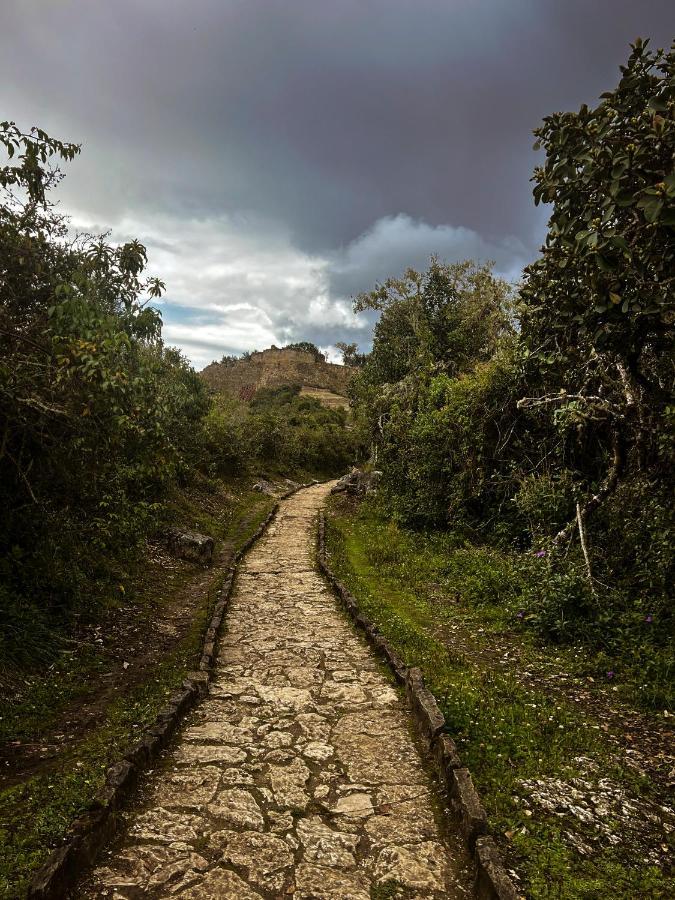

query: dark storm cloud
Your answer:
[1,1,673,365]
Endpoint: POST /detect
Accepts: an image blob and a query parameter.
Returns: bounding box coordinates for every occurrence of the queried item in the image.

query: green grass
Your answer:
[326,497,674,900]
[0,477,275,900]
[0,645,205,897]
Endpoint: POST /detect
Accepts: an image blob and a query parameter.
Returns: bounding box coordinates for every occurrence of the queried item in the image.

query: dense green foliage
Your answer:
[201,383,362,478]
[0,123,211,667]
[336,341,367,367]
[349,44,674,701]
[520,38,674,531]
[0,124,359,671]
[282,341,326,361]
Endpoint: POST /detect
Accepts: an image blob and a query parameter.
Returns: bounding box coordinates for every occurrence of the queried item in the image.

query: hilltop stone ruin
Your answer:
[200,347,354,408]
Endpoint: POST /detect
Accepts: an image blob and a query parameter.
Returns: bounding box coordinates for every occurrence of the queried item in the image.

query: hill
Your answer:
[200,346,354,407]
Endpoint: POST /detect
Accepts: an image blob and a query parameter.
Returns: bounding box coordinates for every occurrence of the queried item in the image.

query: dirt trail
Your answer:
[80,483,471,899]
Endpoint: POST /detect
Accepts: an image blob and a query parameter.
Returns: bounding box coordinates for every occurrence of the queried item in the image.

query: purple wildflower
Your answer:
[606,670,615,679]
[645,614,653,623]
[535,549,547,558]
[516,610,525,620]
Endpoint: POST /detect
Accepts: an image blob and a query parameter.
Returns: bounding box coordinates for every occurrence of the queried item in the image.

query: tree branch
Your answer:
[576,502,596,595]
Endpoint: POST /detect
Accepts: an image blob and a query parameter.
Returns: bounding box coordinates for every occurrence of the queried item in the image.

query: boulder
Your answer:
[166,529,214,566]
[331,471,359,494]
[331,469,382,496]
[252,479,277,496]
[364,470,382,494]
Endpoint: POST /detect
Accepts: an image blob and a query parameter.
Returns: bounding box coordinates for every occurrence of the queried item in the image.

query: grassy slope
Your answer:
[326,495,674,900]
[0,476,275,900]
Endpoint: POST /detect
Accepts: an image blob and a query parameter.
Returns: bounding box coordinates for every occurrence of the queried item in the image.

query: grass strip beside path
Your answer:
[325,496,674,900]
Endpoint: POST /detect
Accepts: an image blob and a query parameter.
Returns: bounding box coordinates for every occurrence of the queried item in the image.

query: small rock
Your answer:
[253,479,277,496]
[333,792,374,818]
[166,529,214,566]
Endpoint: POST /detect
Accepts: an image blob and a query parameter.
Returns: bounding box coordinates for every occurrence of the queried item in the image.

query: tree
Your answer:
[335,341,366,367]
[0,123,206,646]
[519,39,675,536]
[526,39,674,360]
[348,258,519,520]
[354,258,513,388]
[284,341,326,362]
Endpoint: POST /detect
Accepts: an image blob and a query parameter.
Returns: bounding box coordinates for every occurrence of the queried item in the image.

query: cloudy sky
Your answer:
[1,2,673,367]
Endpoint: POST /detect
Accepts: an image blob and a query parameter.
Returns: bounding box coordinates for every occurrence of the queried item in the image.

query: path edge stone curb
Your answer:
[318,510,521,900]
[27,481,317,900]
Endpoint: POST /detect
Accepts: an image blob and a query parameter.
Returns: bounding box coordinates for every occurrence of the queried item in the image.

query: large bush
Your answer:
[349,42,674,679]
[202,384,363,478]
[371,348,525,527]
[0,124,208,660]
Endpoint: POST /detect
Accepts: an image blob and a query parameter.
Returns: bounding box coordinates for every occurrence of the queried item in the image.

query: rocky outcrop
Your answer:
[200,347,354,403]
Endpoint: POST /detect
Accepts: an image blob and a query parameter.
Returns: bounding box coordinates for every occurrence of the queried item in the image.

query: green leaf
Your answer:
[648,96,669,112]
[596,255,616,273]
[640,198,663,223]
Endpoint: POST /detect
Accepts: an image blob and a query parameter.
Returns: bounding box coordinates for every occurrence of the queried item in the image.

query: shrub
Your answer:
[346,44,674,696]
[199,385,362,478]
[512,472,576,538]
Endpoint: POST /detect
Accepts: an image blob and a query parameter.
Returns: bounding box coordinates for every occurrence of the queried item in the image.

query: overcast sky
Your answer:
[1,2,673,367]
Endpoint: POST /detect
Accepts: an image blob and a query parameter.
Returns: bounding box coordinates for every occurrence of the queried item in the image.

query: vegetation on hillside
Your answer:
[202,383,362,478]
[221,342,329,365]
[283,340,327,361]
[348,40,674,707]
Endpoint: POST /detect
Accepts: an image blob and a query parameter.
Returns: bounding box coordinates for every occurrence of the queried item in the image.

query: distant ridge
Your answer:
[200,346,354,406]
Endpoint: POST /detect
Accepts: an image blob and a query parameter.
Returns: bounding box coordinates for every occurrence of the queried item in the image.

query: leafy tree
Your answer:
[283,341,326,362]
[520,38,675,525]
[349,258,519,516]
[0,123,207,660]
[354,258,513,386]
[335,341,366,368]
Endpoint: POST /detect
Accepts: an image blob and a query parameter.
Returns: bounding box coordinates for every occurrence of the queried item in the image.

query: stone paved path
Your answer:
[81,483,471,899]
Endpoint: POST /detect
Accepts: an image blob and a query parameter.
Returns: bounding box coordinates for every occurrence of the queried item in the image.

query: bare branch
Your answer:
[576,502,596,596]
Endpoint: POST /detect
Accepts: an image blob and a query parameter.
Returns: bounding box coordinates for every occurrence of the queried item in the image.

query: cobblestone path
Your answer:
[82,483,471,899]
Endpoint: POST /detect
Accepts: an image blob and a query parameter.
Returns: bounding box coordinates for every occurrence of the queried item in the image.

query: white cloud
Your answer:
[65,208,530,370]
